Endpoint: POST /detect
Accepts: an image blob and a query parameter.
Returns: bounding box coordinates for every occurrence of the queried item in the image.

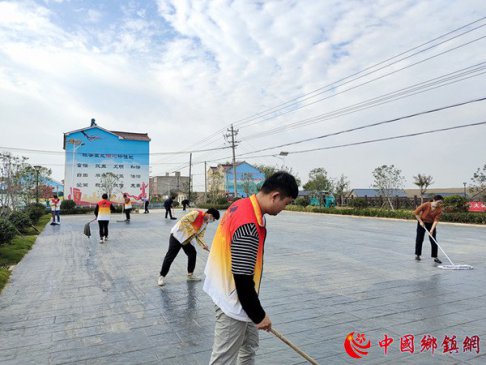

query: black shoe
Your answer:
[415,255,421,261]
[171,217,177,220]
[433,258,442,264]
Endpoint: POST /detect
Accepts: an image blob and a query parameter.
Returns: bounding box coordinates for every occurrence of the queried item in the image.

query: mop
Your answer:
[424,227,473,270]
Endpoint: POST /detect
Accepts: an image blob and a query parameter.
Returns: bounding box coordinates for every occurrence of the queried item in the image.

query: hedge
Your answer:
[284,205,486,224]
[196,203,231,210]
[7,211,32,233]
[0,218,17,245]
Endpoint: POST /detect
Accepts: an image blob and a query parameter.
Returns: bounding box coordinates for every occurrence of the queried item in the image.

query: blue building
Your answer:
[63,121,150,206]
[208,161,265,198]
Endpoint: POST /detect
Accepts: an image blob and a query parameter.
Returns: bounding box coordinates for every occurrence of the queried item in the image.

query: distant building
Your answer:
[207,161,265,197]
[348,188,408,198]
[404,188,468,199]
[63,121,150,206]
[149,172,190,201]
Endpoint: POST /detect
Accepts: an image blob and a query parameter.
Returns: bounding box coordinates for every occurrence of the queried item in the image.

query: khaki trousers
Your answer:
[209,305,259,365]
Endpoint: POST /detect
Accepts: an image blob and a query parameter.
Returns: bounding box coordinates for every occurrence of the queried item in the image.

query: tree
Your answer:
[372,165,405,210]
[413,174,434,204]
[255,164,301,187]
[241,172,254,197]
[470,163,486,200]
[207,170,225,203]
[0,153,51,212]
[303,168,332,192]
[332,174,350,206]
[98,172,119,199]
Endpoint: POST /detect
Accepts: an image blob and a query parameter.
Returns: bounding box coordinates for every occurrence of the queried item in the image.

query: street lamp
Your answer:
[33,165,41,203]
[68,138,84,200]
[463,182,467,198]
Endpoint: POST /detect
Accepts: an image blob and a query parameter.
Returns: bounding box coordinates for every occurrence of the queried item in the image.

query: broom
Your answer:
[270,328,319,365]
[83,218,97,238]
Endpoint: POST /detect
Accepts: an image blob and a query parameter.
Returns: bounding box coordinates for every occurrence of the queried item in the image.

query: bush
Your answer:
[0,218,17,245]
[349,198,368,208]
[8,211,32,233]
[294,197,309,207]
[444,195,469,212]
[25,203,47,224]
[172,201,180,208]
[61,200,76,210]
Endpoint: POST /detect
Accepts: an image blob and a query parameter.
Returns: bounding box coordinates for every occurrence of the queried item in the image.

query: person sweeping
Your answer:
[157,208,220,286]
[413,194,444,263]
[203,172,298,365]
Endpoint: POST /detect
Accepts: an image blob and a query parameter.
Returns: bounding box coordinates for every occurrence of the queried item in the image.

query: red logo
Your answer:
[344,332,371,358]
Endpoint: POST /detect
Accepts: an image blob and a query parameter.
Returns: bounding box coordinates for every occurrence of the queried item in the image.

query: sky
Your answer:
[1,0,485,192]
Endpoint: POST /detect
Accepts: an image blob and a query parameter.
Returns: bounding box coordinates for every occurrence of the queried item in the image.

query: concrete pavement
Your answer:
[1,209,485,364]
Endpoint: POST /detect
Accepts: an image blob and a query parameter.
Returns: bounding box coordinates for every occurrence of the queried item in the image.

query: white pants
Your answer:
[209,306,259,365]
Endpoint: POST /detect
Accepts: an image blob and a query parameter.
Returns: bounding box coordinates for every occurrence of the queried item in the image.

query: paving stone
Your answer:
[0,210,485,364]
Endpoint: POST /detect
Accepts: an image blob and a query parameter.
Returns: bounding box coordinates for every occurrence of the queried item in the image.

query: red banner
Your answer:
[468,201,486,212]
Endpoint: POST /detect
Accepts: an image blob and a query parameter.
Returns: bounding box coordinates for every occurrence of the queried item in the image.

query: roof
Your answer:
[350,188,408,198]
[63,125,150,149]
[110,131,151,141]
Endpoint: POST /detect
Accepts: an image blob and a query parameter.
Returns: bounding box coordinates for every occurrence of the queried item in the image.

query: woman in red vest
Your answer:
[94,193,115,244]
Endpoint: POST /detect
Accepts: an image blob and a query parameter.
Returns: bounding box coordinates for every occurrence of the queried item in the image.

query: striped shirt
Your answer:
[231,224,259,275]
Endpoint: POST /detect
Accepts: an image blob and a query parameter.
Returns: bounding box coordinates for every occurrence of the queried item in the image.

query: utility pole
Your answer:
[225,125,239,198]
[204,161,207,202]
[188,153,192,201]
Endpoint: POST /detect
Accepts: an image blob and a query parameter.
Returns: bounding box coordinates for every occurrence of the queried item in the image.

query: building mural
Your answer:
[208,161,265,197]
[63,124,150,206]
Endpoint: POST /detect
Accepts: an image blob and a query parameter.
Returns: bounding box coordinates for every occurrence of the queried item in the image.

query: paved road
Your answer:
[1,210,485,364]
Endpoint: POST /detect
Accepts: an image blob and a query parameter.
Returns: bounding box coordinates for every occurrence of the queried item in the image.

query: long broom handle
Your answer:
[423,226,455,265]
[270,328,319,365]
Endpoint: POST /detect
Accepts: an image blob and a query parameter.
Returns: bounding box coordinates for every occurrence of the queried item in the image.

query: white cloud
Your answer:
[1,0,485,189]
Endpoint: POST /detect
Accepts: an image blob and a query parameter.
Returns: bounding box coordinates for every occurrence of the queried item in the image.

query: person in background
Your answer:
[144,197,150,213]
[49,194,61,225]
[164,196,177,220]
[123,193,132,221]
[413,194,444,264]
[182,199,190,211]
[157,208,220,286]
[94,193,115,244]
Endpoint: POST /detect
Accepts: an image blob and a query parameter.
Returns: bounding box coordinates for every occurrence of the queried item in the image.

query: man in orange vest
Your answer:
[204,172,298,364]
[94,193,115,244]
[157,207,220,286]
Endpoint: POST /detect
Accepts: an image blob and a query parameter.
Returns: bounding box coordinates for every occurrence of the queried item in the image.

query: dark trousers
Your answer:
[415,222,438,257]
[125,208,131,220]
[165,208,174,219]
[144,201,149,213]
[160,234,196,277]
[51,211,60,222]
[98,220,109,239]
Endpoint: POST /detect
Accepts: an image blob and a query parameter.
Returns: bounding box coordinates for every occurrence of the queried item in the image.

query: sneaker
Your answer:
[187,274,201,282]
[415,255,421,261]
[171,217,177,220]
[104,236,108,242]
[157,276,165,286]
[99,239,104,244]
[433,258,442,264]
[50,222,56,225]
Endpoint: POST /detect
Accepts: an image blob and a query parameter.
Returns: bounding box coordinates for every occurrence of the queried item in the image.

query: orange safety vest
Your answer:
[203,194,266,321]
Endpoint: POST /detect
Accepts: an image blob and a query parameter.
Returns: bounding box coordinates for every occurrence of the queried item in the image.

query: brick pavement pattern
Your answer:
[1,210,485,364]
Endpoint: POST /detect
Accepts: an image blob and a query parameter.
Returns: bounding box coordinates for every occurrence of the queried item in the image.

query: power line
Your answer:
[238,34,486,131]
[0,145,232,156]
[283,121,486,154]
[157,17,486,158]
[240,63,486,141]
[200,120,486,163]
[232,18,486,128]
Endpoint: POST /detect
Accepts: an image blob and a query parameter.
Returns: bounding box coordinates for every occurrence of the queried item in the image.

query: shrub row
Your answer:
[284,205,486,224]
[196,203,231,210]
